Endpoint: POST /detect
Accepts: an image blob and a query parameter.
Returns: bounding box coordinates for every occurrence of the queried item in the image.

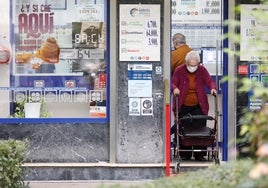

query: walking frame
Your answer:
[173,93,220,173]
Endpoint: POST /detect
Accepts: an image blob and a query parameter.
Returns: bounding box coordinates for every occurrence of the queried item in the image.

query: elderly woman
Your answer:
[171,50,217,161]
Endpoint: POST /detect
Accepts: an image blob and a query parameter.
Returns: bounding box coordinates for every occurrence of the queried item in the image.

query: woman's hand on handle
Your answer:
[173,88,180,96]
[211,89,217,96]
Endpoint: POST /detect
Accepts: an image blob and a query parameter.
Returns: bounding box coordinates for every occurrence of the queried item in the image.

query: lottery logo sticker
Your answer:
[34,80,45,88]
[141,98,153,116]
[90,90,102,102]
[29,91,42,102]
[60,91,72,102]
[14,91,27,102]
[75,91,88,102]
[143,99,152,109]
[132,101,138,108]
[44,91,58,103]
[129,98,140,116]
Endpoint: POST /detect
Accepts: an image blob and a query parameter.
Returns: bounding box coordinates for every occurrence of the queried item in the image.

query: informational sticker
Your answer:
[14,91,27,102]
[34,80,45,88]
[59,90,72,102]
[128,63,152,97]
[141,98,153,116]
[155,66,162,74]
[128,80,152,97]
[248,62,268,110]
[238,65,248,75]
[44,90,58,103]
[65,80,76,88]
[129,98,141,116]
[98,73,107,88]
[28,90,42,102]
[89,106,106,118]
[74,90,88,103]
[250,64,260,74]
[90,90,102,102]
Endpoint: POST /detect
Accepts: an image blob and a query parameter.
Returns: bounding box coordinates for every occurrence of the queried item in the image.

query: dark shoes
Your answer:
[181,156,207,161]
[180,155,207,161]
[180,155,192,160]
[194,156,207,161]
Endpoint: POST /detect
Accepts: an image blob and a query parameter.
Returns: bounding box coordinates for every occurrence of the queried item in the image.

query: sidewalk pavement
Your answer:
[28,180,153,188]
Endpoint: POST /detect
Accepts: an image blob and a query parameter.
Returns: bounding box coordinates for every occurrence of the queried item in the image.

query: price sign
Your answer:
[59,48,104,59]
[77,49,104,59]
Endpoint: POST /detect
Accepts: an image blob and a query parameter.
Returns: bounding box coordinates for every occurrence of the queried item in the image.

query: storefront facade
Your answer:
[0,0,263,180]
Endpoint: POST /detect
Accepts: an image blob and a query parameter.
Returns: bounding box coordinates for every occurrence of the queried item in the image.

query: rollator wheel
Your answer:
[174,161,180,174]
[213,152,218,160]
[208,152,211,161]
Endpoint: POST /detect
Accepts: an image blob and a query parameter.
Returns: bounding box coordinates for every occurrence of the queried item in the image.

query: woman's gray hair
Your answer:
[185,50,200,63]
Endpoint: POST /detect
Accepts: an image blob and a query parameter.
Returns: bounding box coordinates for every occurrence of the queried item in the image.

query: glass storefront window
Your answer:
[0,0,109,122]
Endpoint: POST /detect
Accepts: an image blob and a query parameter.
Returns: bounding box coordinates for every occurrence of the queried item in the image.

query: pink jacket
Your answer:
[171,64,216,115]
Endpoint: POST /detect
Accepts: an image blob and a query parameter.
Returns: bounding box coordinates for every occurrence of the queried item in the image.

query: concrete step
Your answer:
[27,180,151,188]
[170,159,219,174]
[22,163,166,181]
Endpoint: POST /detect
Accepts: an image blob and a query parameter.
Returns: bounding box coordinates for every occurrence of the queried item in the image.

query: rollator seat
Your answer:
[179,114,214,137]
[182,126,212,137]
[179,115,214,121]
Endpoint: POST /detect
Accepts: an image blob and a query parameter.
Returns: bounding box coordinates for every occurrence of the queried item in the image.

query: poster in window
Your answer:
[171,0,222,49]
[240,5,268,61]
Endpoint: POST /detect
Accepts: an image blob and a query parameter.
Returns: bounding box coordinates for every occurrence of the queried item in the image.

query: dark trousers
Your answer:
[172,105,207,158]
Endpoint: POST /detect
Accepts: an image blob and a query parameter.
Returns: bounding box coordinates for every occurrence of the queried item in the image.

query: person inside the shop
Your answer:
[171,33,192,75]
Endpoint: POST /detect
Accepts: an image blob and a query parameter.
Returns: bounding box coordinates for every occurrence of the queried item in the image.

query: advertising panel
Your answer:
[171,0,222,49]
[0,0,108,121]
[119,4,161,61]
[240,5,268,61]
